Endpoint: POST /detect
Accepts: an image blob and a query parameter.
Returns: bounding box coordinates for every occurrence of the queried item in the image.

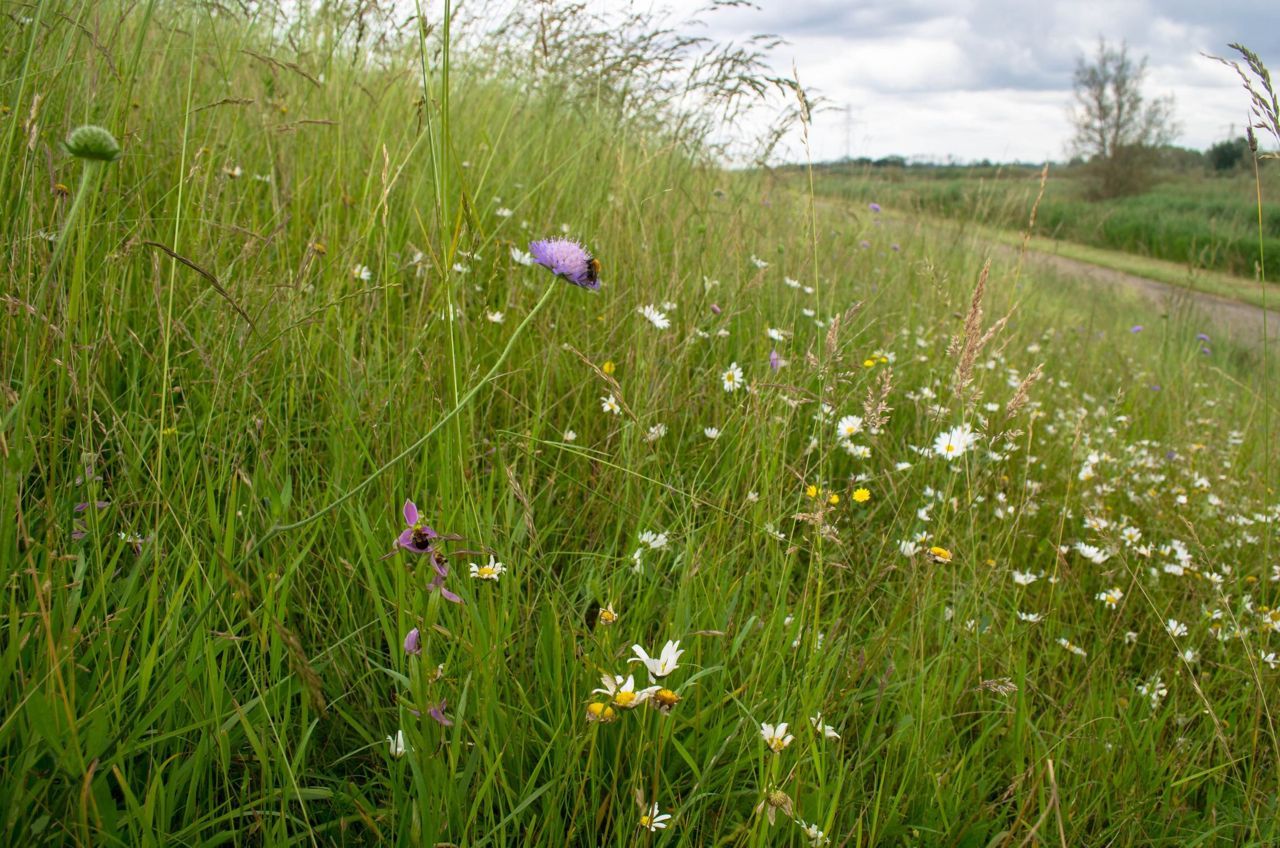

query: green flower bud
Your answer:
[64,125,122,162]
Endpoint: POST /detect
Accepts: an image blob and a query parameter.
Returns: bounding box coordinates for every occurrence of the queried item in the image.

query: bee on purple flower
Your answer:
[528,238,601,290]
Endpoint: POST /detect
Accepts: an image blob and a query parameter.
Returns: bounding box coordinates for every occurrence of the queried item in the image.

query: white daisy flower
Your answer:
[722,362,744,392]
[836,415,864,439]
[932,424,977,460]
[469,555,506,580]
[601,395,621,415]
[809,713,840,740]
[638,304,670,329]
[629,640,684,680]
[760,722,794,753]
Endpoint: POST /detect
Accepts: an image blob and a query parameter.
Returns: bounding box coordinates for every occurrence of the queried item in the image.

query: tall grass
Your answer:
[2,3,1278,845]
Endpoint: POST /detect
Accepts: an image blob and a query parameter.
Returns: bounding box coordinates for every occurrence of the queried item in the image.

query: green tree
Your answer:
[1206,136,1250,171]
[1070,39,1178,197]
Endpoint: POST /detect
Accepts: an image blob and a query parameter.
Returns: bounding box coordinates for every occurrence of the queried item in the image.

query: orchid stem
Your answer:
[260,279,559,545]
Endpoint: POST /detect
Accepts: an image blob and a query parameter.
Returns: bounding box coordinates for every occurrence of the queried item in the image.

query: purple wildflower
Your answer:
[859,240,871,249]
[528,238,600,290]
[398,500,438,555]
[397,500,462,604]
[404,627,422,655]
[769,349,781,371]
[428,699,454,727]
[1130,325,1143,333]
[890,243,900,252]
[869,202,881,213]
[710,303,721,315]
[428,559,463,604]
[1196,332,1211,343]
[1201,346,1211,355]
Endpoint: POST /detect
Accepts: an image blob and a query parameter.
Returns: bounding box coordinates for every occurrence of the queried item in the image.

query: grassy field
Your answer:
[809,162,1280,285]
[3,2,1279,845]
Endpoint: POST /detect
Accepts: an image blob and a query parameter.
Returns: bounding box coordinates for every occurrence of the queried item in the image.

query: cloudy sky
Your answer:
[685,0,1278,163]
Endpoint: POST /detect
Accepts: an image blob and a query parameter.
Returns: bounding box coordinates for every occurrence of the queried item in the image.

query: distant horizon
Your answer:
[691,0,1276,165]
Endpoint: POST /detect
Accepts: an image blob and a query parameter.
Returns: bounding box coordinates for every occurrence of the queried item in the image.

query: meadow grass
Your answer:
[809,163,1280,284]
[3,3,1279,845]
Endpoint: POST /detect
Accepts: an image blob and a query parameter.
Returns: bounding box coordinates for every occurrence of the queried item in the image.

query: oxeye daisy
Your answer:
[932,424,976,460]
[722,362,744,392]
[760,722,794,753]
[592,673,658,709]
[585,702,618,723]
[651,688,681,713]
[601,395,621,415]
[809,713,840,739]
[638,304,670,329]
[629,640,684,680]
[469,555,506,581]
[528,237,600,289]
[1096,587,1124,608]
[836,415,864,439]
[638,803,672,831]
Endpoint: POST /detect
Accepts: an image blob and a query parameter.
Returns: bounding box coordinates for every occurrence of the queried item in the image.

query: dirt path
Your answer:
[1004,245,1280,350]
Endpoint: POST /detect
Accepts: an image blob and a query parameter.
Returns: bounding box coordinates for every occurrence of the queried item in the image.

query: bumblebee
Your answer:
[584,255,601,287]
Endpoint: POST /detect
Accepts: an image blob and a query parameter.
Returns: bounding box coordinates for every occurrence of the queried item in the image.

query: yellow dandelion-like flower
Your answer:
[602,360,616,375]
[826,492,840,506]
[852,487,871,503]
[805,484,819,499]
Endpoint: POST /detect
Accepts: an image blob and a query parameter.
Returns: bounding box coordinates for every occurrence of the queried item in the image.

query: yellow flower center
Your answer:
[613,691,637,708]
[586,702,617,722]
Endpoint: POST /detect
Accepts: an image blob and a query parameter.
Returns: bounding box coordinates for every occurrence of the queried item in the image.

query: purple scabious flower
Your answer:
[528,238,600,290]
[1130,325,1144,333]
[868,202,881,213]
[1196,332,1211,343]
[398,500,438,555]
